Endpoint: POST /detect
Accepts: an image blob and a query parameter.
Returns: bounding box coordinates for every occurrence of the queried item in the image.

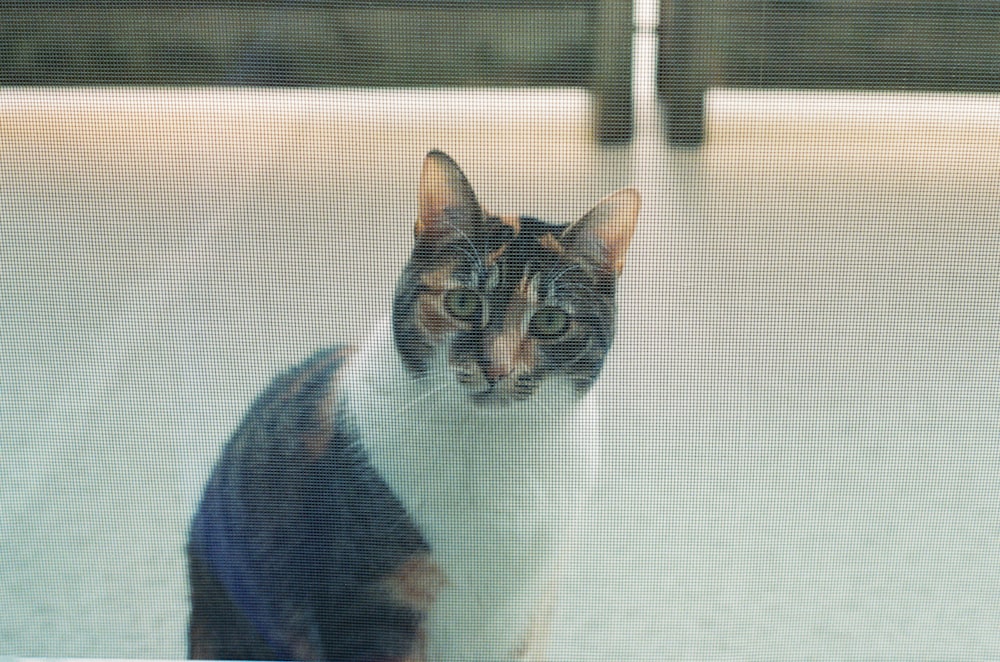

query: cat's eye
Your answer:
[528,307,570,339]
[444,288,483,322]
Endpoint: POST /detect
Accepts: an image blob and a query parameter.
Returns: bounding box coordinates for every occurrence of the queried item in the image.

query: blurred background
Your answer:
[1,1,999,659]
[5,0,1000,143]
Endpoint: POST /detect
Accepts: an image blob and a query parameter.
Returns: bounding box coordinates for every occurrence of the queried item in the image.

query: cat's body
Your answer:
[188,152,639,661]
[342,317,598,661]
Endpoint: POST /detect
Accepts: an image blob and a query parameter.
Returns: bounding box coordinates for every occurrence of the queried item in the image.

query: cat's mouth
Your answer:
[465,378,538,406]
[469,388,523,407]
[452,362,541,405]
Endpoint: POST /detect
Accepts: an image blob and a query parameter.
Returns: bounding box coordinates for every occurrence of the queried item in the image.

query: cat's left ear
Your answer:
[561,188,640,275]
[416,151,482,238]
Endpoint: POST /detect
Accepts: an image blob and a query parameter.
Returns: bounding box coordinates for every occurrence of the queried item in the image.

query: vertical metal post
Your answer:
[594,0,635,144]
[658,0,707,145]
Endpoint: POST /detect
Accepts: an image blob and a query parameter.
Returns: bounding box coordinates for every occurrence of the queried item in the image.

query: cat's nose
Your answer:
[485,331,528,380]
[485,360,510,380]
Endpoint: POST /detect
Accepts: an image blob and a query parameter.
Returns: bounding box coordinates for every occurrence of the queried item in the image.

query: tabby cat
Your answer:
[187,151,639,661]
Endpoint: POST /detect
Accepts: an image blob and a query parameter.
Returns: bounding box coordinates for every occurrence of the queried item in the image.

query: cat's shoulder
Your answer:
[260,344,354,405]
[226,344,358,462]
[189,343,432,661]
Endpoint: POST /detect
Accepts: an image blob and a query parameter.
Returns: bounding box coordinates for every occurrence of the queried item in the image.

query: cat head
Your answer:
[392,151,639,406]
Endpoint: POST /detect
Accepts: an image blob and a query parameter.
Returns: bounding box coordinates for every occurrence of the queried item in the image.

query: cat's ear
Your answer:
[416,151,482,238]
[560,188,640,275]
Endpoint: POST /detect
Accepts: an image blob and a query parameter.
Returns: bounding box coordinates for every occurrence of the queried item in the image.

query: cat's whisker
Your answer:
[557,279,610,304]
[447,243,483,272]
[524,393,562,419]
[549,282,612,316]
[562,337,597,369]
[398,381,449,414]
[549,263,585,287]
[440,219,485,271]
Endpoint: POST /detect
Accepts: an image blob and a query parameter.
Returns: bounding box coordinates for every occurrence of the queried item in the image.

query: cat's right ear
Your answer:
[416,151,482,238]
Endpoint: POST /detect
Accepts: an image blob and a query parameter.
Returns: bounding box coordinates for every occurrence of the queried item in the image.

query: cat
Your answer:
[187,151,639,662]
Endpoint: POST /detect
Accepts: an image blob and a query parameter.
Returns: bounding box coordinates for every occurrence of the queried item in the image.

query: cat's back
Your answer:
[187,346,434,662]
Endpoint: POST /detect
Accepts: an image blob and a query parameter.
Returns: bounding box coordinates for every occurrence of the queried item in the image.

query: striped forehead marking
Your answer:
[515,271,541,304]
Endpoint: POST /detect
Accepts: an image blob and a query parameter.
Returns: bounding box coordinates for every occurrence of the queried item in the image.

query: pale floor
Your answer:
[1,78,999,658]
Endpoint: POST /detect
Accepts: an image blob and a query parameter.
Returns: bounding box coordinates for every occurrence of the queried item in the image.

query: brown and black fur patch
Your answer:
[188,348,431,661]
[537,233,565,254]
